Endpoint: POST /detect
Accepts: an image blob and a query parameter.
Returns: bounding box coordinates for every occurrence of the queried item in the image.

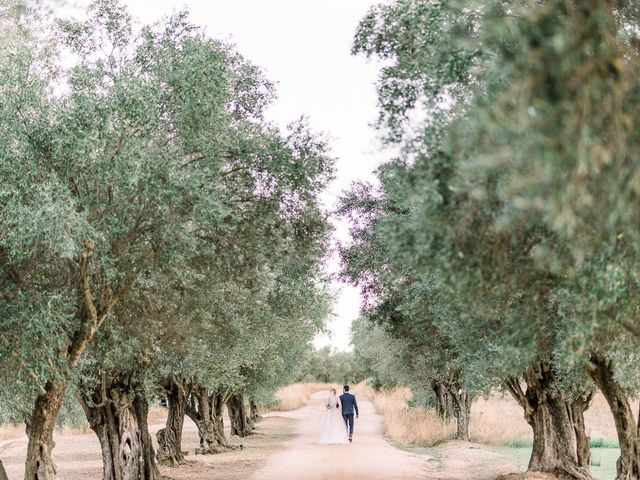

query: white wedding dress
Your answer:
[318,393,348,444]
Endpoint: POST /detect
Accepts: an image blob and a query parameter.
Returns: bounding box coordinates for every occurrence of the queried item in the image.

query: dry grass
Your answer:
[271,383,340,411]
[0,424,25,441]
[470,393,532,446]
[0,406,168,441]
[585,393,637,442]
[370,387,456,447]
[351,382,374,400]
[271,382,373,412]
[0,423,92,442]
[472,391,635,446]
[148,406,168,425]
[56,424,91,436]
[369,386,628,448]
[496,474,555,480]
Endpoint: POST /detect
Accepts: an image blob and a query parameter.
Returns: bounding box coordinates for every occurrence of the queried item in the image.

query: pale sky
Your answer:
[63,0,386,351]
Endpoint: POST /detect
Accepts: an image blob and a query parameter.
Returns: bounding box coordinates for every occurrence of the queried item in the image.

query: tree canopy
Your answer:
[343,1,640,479]
[0,1,333,478]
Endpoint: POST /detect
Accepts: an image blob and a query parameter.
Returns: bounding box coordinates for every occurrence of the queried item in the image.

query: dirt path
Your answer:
[0,413,295,480]
[248,391,430,480]
[0,392,529,480]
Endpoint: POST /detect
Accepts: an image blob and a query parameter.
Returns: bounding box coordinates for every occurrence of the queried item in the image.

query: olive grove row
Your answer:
[0,1,334,478]
[341,2,640,480]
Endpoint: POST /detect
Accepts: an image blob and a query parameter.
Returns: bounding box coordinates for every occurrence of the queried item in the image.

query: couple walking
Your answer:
[318,385,359,445]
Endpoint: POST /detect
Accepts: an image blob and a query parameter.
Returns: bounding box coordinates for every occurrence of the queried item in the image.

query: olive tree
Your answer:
[459,1,640,477]
[0,0,334,477]
[342,2,607,478]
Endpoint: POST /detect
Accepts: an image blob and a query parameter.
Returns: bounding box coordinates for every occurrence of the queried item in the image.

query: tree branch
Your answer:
[80,241,98,325]
[503,377,527,409]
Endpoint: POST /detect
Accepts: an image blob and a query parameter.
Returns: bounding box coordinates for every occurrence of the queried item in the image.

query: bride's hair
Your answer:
[330,388,337,395]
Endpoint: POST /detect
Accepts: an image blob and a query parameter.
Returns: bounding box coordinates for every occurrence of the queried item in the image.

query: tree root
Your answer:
[194,444,239,455]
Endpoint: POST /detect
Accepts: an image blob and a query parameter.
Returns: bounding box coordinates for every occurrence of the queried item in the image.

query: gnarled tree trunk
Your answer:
[78,373,159,480]
[24,243,120,480]
[526,395,589,476]
[432,380,455,421]
[134,396,157,479]
[185,386,233,453]
[588,354,640,480]
[570,392,594,469]
[226,394,252,437]
[24,379,66,480]
[447,386,471,441]
[249,398,261,424]
[504,363,592,480]
[156,376,188,466]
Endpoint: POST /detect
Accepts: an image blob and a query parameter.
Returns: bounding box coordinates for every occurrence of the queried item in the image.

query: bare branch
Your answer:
[503,377,527,409]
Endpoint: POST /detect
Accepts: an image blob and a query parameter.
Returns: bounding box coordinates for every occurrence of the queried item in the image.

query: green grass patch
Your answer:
[590,437,619,449]
[504,436,618,449]
[506,438,533,448]
[496,446,619,480]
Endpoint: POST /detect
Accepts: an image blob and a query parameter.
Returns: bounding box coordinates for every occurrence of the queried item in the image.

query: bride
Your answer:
[318,388,348,444]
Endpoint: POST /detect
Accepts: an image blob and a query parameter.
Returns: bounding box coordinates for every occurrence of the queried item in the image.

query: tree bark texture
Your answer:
[249,398,261,424]
[588,354,640,480]
[432,380,455,421]
[446,386,471,441]
[156,377,188,466]
[79,374,159,480]
[570,392,594,469]
[185,386,234,453]
[226,394,253,437]
[24,243,121,480]
[23,380,66,480]
[504,363,593,480]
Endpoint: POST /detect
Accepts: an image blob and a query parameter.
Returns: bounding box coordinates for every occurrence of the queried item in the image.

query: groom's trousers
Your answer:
[342,414,355,435]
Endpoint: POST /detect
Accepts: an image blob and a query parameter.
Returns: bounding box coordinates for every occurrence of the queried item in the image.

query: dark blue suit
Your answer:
[339,392,359,435]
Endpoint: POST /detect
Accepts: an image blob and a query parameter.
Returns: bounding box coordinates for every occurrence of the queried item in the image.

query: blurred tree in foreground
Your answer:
[343,1,640,479]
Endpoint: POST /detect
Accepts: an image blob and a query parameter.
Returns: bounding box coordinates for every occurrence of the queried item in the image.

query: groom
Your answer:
[339,385,359,443]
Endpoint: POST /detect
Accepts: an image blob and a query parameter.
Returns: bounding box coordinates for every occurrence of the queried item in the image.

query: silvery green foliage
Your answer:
[462,0,640,250]
[352,0,480,145]
[293,346,368,384]
[343,0,640,408]
[454,0,640,390]
[0,0,333,425]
